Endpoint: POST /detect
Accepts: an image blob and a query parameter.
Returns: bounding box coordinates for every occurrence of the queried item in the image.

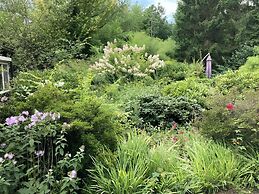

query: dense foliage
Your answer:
[0,0,258,193]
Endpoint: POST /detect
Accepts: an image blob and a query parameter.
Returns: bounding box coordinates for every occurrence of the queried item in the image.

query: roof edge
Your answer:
[0,56,12,62]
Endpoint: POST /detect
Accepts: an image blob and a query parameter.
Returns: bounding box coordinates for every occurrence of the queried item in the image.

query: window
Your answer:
[0,56,11,93]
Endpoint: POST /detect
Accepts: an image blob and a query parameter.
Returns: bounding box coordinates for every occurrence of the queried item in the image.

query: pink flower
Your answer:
[226,103,234,111]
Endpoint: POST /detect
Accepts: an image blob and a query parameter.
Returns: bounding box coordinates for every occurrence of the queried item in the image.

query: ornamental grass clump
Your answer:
[185,137,240,193]
[89,133,153,194]
[90,40,165,83]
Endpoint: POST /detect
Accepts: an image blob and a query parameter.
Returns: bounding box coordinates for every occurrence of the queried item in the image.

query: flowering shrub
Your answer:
[197,90,259,150]
[0,111,84,193]
[90,40,165,83]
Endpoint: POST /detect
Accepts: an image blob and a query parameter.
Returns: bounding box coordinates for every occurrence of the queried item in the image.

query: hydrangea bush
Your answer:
[90,40,165,83]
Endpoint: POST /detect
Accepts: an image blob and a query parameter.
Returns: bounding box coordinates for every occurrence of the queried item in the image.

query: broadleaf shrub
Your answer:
[126,94,202,129]
[197,89,259,150]
[163,78,212,106]
[128,31,176,60]
[214,56,259,94]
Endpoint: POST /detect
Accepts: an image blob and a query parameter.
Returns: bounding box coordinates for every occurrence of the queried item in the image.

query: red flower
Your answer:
[179,130,184,135]
[171,136,178,143]
[171,122,177,130]
[226,103,234,111]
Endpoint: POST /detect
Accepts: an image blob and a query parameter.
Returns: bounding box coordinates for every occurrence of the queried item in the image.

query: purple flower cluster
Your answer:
[5,110,61,128]
[28,111,60,128]
[5,111,29,126]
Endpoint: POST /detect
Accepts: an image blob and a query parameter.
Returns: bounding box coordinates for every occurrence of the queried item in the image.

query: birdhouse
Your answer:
[0,56,11,93]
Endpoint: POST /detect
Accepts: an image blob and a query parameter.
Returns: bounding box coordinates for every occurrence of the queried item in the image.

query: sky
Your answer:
[130,0,178,22]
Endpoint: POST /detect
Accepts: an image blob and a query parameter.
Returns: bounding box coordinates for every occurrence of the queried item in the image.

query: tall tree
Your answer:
[174,0,242,69]
[143,4,173,40]
[237,0,259,45]
[0,0,120,70]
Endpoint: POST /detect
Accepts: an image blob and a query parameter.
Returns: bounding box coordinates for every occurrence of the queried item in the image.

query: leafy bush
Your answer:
[126,94,202,129]
[239,55,259,72]
[214,70,259,94]
[163,78,212,106]
[1,80,121,178]
[197,90,259,150]
[50,60,90,90]
[214,56,259,94]
[11,71,51,100]
[89,40,165,83]
[0,84,70,123]
[225,44,255,70]
[128,31,176,60]
[156,60,188,81]
[156,61,205,83]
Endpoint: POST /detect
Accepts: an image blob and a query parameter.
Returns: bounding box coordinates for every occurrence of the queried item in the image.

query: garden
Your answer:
[0,0,258,194]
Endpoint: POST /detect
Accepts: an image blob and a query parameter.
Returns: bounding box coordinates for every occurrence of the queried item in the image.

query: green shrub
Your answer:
[214,57,259,94]
[197,90,259,150]
[128,31,176,60]
[239,55,259,72]
[11,70,51,100]
[1,81,121,177]
[0,84,71,123]
[101,80,162,105]
[157,61,205,82]
[49,60,88,90]
[126,94,202,129]
[163,78,212,106]
[156,60,188,81]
